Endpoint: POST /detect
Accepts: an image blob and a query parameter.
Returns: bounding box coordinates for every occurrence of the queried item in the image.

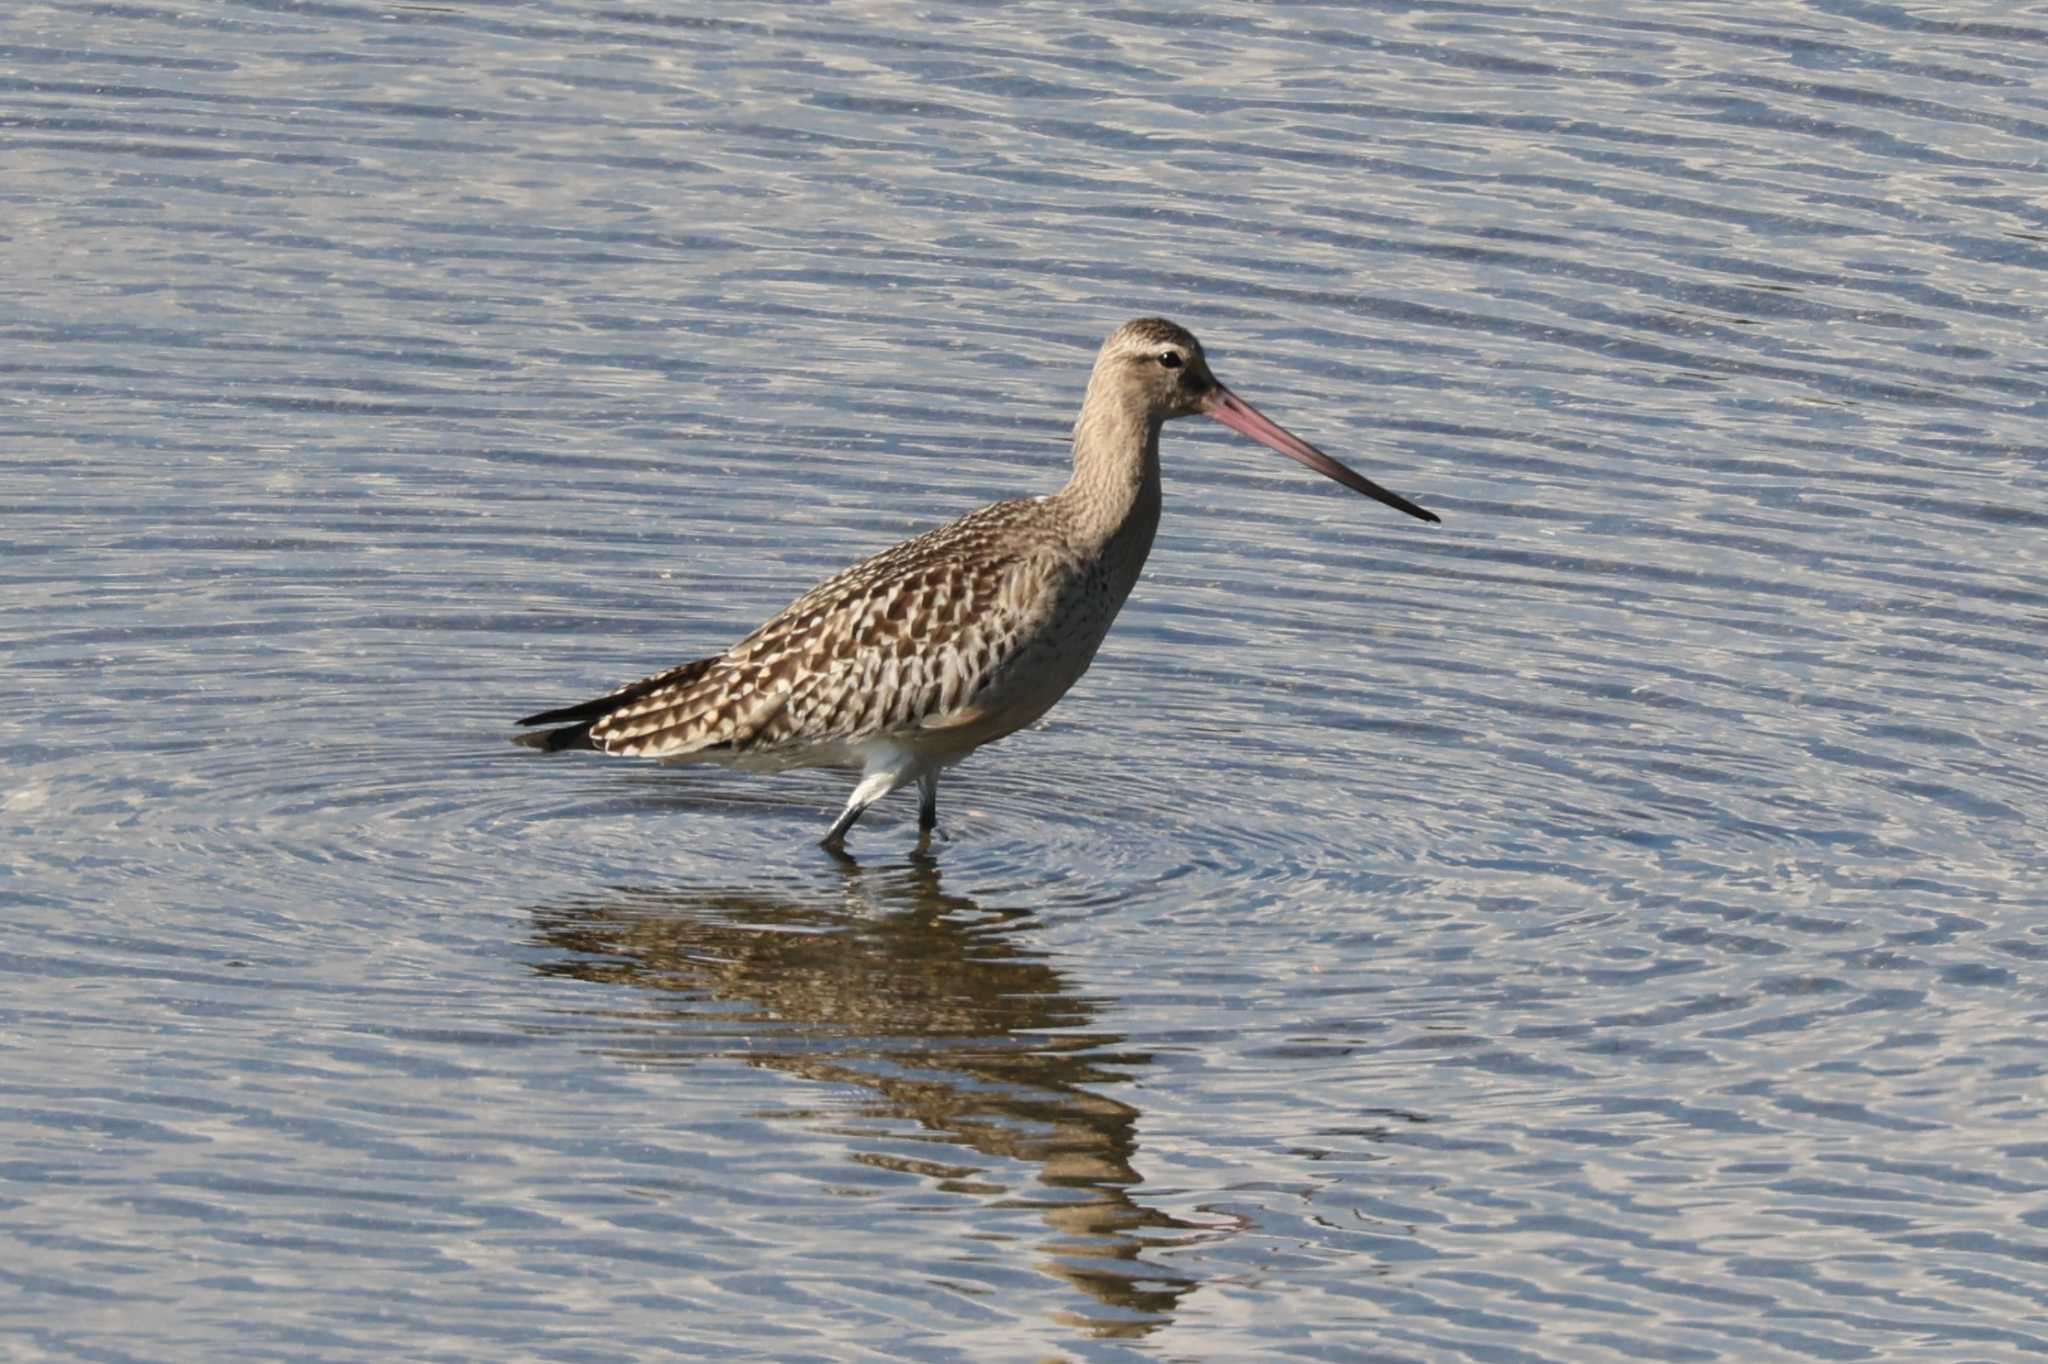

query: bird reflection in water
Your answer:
[525,853,1209,1337]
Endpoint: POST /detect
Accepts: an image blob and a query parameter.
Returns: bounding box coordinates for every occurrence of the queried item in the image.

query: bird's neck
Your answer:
[1055,394,1164,554]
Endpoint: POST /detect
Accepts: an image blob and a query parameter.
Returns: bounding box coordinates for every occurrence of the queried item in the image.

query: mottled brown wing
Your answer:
[581,654,788,760]
[741,561,1046,747]
[588,500,1068,758]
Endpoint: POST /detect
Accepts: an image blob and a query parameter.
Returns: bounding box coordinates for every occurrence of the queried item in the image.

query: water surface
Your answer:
[4,1,2046,1359]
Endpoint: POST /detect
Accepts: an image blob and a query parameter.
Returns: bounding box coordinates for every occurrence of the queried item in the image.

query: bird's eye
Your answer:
[1158,350,1184,369]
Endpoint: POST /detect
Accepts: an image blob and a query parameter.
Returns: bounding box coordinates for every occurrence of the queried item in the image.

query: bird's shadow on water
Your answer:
[521,851,1210,1339]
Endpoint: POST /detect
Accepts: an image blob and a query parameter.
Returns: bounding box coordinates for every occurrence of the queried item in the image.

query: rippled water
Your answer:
[6,1,2047,1359]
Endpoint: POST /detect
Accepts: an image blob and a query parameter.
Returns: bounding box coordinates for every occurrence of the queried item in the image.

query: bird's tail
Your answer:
[509,721,599,752]
[510,656,718,753]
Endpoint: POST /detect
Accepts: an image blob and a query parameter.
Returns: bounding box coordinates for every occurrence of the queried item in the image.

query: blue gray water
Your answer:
[5,2,2046,1359]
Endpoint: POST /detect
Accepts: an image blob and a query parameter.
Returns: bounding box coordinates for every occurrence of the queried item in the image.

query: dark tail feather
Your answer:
[511,656,718,753]
[510,722,599,752]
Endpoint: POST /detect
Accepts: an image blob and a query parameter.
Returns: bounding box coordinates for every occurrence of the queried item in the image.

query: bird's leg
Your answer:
[820,802,867,850]
[820,764,906,850]
[912,771,944,855]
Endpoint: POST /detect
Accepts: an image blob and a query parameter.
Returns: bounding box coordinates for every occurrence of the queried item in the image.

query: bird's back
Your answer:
[567,495,1137,767]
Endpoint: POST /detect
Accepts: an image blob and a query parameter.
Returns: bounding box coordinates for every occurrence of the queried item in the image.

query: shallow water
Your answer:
[5,1,2047,1359]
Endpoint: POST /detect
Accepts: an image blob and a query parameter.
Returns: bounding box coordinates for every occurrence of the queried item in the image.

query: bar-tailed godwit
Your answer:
[514,318,1438,848]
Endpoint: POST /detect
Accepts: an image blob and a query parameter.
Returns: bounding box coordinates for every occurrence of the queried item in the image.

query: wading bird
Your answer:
[514,318,1438,848]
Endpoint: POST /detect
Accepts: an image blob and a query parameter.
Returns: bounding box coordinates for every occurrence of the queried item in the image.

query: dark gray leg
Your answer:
[820,797,870,850]
[822,767,901,850]
[917,772,939,833]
